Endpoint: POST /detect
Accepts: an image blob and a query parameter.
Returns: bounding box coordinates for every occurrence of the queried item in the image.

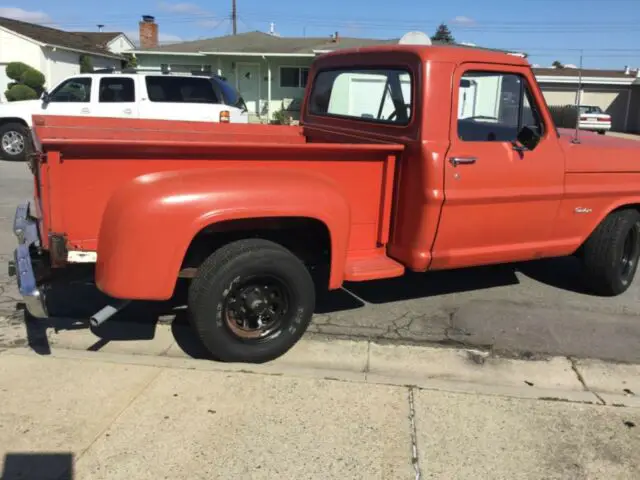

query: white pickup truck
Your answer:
[0,71,249,161]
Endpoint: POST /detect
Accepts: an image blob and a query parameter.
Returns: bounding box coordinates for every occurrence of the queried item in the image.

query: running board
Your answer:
[344,254,405,282]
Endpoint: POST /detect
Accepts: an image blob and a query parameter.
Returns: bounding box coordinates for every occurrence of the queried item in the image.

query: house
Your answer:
[0,17,130,101]
[127,19,640,131]
[69,31,135,55]
[128,18,403,121]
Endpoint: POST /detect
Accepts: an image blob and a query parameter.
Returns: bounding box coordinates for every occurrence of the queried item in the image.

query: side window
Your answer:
[99,77,135,103]
[145,76,221,103]
[48,78,92,103]
[457,71,544,142]
[309,68,413,125]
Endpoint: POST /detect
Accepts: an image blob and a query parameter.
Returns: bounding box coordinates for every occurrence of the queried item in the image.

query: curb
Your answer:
[5,319,640,408]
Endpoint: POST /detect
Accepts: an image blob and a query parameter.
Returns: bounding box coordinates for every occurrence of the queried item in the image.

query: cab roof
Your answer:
[317,43,530,68]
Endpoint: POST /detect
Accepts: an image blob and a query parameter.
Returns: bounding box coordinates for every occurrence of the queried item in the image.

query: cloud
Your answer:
[125,30,183,46]
[0,7,52,24]
[158,2,219,29]
[451,16,477,26]
[158,2,205,15]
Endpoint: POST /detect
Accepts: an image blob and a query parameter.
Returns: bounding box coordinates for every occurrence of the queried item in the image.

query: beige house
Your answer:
[128,18,640,131]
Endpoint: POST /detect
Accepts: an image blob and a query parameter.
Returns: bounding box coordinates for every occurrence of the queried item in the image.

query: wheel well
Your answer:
[182,216,332,279]
[0,117,29,129]
[575,203,640,257]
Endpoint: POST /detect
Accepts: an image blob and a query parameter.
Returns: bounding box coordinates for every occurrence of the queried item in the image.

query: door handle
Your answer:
[123,108,132,114]
[81,108,90,114]
[449,157,477,167]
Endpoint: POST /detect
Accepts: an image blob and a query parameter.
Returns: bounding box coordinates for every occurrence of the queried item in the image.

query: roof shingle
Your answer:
[0,16,123,58]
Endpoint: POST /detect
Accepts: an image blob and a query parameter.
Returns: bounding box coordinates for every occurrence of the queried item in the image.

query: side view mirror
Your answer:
[514,125,541,152]
[41,91,50,104]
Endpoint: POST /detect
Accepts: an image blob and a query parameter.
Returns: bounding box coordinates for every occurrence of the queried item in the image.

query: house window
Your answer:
[280,67,309,88]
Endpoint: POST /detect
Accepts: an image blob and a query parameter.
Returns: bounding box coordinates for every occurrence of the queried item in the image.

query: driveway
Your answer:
[1,158,640,363]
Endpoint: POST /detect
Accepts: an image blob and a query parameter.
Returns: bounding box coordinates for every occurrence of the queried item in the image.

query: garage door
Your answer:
[540,88,577,107]
[582,88,629,131]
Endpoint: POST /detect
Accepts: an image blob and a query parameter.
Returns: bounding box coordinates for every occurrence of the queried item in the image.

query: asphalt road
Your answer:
[1,155,640,363]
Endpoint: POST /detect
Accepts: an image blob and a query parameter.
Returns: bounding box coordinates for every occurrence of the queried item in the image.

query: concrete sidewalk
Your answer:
[1,345,639,480]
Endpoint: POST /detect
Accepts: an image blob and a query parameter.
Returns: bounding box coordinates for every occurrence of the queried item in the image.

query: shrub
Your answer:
[5,84,39,101]
[4,62,45,101]
[6,62,32,82]
[79,55,93,73]
[20,69,45,94]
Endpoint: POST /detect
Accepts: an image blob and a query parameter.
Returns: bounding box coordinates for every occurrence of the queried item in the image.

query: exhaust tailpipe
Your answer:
[89,300,131,328]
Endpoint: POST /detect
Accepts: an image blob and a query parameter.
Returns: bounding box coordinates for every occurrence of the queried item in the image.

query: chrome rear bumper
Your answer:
[8,202,48,318]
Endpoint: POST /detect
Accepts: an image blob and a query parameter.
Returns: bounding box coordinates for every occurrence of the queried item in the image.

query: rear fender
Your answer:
[95,167,351,300]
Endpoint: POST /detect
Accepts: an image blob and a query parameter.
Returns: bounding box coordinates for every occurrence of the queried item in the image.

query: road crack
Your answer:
[569,357,606,405]
[407,387,421,480]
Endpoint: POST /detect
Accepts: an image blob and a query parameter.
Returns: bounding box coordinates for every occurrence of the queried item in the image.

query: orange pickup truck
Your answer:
[10,44,640,363]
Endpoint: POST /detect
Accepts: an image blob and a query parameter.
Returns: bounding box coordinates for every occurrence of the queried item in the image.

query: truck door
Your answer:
[430,64,565,269]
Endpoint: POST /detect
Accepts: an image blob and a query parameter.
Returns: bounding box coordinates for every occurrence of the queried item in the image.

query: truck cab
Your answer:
[10,44,640,364]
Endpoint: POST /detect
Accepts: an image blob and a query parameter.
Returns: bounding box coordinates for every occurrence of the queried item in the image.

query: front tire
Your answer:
[0,122,29,161]
[581,209,640,296]
[188,239,316,363]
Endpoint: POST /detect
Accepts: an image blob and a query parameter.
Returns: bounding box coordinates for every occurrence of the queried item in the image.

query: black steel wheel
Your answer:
[188,239,315,363]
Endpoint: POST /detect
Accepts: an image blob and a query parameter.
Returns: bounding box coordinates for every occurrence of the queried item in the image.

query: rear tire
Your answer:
[0,122,29,161]
[598,130,606,135]
[188,239,316,363]
[581,209,640,296]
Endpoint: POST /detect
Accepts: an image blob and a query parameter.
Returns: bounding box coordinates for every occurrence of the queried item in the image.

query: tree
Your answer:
[123,53,137,69]
[79,54,93,73]
[431,23,455,44]
[552,60,564,69]
[4,62,45,101]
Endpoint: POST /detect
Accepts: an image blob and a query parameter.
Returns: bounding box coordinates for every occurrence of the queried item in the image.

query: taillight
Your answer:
[579,116,587,121]
[597,117,610,122]
[219,110,230,123]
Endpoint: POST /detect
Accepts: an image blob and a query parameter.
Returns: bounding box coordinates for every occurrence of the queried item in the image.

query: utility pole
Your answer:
[232,0,237,35]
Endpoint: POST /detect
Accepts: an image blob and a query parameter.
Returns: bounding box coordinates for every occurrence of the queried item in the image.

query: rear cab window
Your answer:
[144,76,221,103]
[457,71,545,142]
[309,68,413,125]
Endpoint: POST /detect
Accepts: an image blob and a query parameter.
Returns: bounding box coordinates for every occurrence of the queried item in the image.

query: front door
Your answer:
[430,64,565,269]
[42,76,94,116]
[237,63,260,115]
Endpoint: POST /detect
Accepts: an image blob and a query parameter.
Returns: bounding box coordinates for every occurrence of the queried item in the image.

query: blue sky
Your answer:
[2,0,639,69]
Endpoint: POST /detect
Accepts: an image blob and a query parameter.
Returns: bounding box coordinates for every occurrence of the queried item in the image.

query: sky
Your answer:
[1,0,639,69]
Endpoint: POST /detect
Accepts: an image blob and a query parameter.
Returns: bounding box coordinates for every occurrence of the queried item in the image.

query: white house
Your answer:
[0,17,132,101]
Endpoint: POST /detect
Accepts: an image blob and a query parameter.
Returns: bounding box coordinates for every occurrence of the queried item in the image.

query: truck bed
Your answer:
[31,115,404,282]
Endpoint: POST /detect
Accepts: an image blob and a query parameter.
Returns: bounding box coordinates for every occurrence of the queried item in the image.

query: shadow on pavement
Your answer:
[1,452,74,480]
[16,256,588,360]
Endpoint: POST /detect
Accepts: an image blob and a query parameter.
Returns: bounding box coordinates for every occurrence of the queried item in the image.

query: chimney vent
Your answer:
[139,15,158,49]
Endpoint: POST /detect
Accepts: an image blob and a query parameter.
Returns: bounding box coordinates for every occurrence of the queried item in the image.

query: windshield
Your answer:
[579,105,604,114]
[211,76,247,112]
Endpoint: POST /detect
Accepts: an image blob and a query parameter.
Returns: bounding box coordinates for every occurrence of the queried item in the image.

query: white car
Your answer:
[0,72,249,161]
[579,105,611,135]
